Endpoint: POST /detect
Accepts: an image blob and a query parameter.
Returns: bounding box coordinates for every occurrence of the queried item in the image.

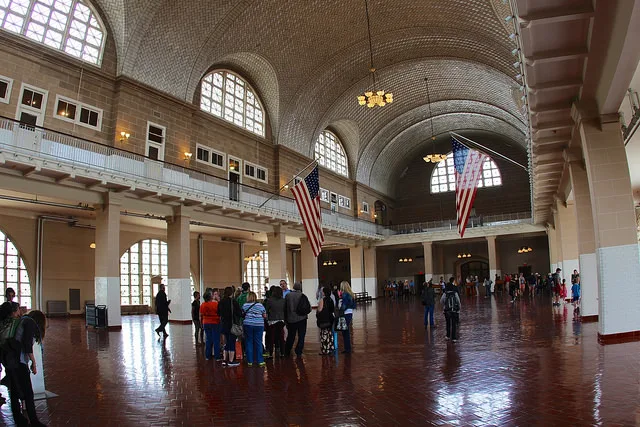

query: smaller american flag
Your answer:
[452,137,487,238]
[291,166,324,256]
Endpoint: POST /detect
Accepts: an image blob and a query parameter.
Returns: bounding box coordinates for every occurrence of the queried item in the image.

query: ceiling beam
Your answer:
[529,102,573,114]
[525,47,589,66]
[528,79,582,93]
[519,3,594,28]
[533,119,574,133]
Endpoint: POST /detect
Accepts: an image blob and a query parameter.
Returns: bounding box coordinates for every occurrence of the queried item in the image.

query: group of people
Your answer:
[156,279,358,368]
[420,278,462,342]
[0,288,48,427]
[383,280,416,298]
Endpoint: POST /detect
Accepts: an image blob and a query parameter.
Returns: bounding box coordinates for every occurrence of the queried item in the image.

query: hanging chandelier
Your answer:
[322,260,338,266]
[422,76,447,163]
[517,246,533,254]
[356,0,393,108]
[244,254,262,262]
[398,257,413,263]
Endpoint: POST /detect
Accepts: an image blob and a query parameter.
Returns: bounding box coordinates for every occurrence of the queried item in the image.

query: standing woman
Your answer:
[2,304,48,427]
[242,292,267,367]
[265,286,286,358]
[200,290,222,361]
[339,281,355,354]
[218,287,241,367]
[316,287,335,355]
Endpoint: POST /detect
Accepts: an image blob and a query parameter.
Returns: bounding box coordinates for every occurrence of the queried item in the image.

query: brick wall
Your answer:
[392,137,530,225]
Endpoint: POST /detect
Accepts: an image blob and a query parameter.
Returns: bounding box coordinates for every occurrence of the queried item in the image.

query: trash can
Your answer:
[96,305,108,328]
[85,303,96,328]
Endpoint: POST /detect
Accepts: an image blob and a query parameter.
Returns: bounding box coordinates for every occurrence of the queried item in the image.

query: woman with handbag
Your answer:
[218,286,242,367]
[316,287,335,355]
[338,281,355,354]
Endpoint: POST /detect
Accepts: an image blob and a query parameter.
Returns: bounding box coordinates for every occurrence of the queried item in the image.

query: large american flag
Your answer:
[291,166,324,256]
[452,137,487,238]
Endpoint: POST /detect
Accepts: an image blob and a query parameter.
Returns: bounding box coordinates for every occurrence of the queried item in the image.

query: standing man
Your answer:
[5,287,15,302]
[441,277,461,342]
[154,280,171,338]
[280,280,290,298]
[284,282,309,357]
[421,280,436,328]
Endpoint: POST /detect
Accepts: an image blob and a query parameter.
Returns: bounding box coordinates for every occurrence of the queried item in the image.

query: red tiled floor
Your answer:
[2,293,640,426]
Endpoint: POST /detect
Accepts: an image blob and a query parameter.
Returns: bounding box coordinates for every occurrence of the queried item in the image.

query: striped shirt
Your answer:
[242,302,266,327]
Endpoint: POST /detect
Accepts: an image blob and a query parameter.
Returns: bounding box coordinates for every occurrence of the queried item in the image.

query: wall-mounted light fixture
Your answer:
[184,152,193,162]
[119,131,130,143]
[322,260,338,266]
[89,242,96,249]
[398,257,413,263]
[457,252,472,259]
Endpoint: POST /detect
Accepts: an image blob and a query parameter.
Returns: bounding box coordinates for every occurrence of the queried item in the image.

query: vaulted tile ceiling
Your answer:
[94,0,528,198]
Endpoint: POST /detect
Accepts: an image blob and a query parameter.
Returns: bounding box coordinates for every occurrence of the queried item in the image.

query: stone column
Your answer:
[566,152,599,319]
[94,192,122,329]
[267,227,287,287]
[300,238,318,300]
[349,244,365,293]
[556,197,580,288]
[167,206,192,323]
[575,103,640,338]
[363,246,377,298]
[547,222,558,273]
[486,235,500,280]
[422,241,433,282]
[551,205,564,274]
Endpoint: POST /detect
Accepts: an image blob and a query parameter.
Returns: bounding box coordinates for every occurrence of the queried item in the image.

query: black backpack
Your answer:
[444,291,460,313]
[296,293,312,316]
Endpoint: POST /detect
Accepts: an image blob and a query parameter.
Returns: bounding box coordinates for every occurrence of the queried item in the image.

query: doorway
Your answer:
[518,265,532,277]
[374,200,387,225]
[15,84,48,151]
[460,261,489,281]
[228,156,241,201]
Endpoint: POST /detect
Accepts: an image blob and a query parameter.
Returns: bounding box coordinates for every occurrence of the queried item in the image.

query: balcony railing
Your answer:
[386,212,533,235]
[0,116,381,238]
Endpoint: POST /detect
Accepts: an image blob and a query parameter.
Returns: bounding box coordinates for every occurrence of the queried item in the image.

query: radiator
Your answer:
[46,300,68,316]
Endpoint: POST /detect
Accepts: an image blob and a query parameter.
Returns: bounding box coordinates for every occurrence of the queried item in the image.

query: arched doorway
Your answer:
[374,200,387,225]
[460,260,489,281]
[120,239,195,306]
[0,228,32,308]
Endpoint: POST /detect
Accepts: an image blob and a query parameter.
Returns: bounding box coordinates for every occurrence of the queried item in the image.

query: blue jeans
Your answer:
[204,323,221,360]
[244,324,264,364]
[342,313,353,352]
[424,305,435,326]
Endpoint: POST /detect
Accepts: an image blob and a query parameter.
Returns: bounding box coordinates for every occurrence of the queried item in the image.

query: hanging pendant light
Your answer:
[423,76,447,163]
[356,0,393,108]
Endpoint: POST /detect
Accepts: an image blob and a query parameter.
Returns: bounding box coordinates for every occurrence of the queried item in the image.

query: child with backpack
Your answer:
[440,278,461,342]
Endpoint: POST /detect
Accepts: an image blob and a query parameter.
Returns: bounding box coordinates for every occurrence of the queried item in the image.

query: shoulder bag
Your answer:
[230,300,243,337]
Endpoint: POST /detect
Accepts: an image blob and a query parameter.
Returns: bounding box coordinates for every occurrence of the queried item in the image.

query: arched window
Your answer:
[244,250,268,298]
[200,70,265,136]
[0,229,31,308]
[120,239,195,306]
[431,154,502,194]
[314,130,348,177]
[1,0,106,65]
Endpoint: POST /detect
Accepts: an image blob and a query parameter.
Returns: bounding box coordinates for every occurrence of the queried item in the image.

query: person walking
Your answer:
[242,292,267,367]
[191,291,203,345]
[421,281,436,328]
[571,275,581,317]
[200,290,222,361]
[441,277,461,342]
[218,287,241,367]
[316,286,335,355]
[265,286,286,358]
[284,282,310,357]
[338,281,356,354]
[483,277,492,297]
[154,281,171,338]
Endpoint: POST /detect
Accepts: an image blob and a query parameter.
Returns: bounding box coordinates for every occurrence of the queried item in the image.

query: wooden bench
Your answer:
[354,292,373,303]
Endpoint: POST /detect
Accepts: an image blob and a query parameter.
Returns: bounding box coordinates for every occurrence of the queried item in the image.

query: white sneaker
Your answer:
[227,361,240,367]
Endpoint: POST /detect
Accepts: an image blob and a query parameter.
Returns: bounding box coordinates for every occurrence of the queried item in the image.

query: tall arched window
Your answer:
[120,239,196,306]
[430,154,502,194]
[314,130,348,177]
[200,70,265,136]
[0,0,106,65]
[244,250,268,297]
[0,229,32,308]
